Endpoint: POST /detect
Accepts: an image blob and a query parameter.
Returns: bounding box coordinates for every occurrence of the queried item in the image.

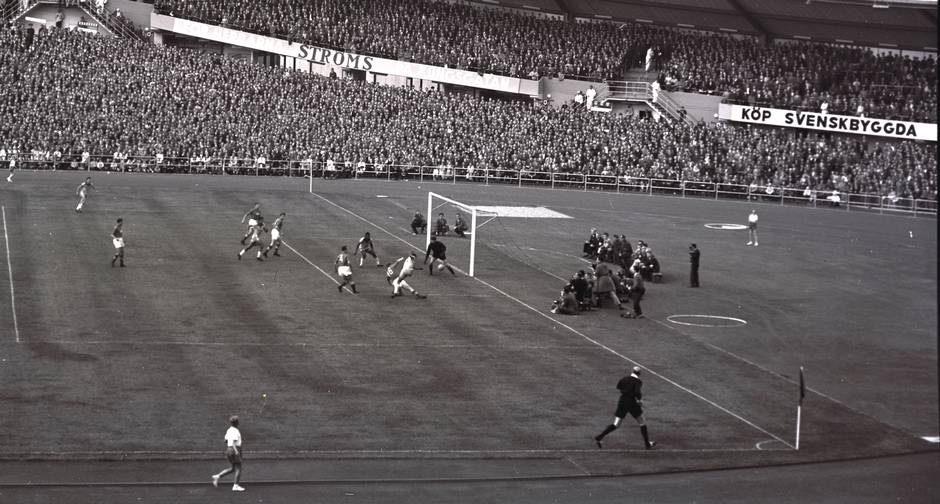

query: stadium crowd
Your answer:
[152,0,937,121]
[0,27,935,200]
[153,0,627,80]
[650,32,937,122]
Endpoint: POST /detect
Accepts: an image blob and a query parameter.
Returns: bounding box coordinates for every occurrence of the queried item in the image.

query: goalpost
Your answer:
[426,192,497,277]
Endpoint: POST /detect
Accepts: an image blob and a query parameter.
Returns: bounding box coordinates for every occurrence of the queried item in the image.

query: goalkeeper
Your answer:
[424,236,457,276]
[386,252,427,298]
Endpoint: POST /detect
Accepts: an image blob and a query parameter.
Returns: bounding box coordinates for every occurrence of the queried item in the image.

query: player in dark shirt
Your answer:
[110,218,125,267]
[335,245,358,293]
[355,231,382,267]
[594,366,656,449]
[424,236,456,276]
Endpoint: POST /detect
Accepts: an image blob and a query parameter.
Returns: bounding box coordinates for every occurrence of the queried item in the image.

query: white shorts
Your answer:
[248,219,258,227]
[337,265,352,277]
[112,238,124,249]
[270,228,280,241]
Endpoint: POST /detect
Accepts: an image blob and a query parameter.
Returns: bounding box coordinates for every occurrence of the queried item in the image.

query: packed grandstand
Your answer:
[0,0,936,202]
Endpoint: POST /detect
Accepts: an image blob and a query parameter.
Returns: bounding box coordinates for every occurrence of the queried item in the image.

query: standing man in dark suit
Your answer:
[689,243,700,287]
[594,366,656,449]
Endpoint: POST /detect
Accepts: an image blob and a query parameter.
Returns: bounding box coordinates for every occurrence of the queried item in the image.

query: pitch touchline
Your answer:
[35,340,600,350]
[1,206,19,343]
[308,191,793,449]
[0,447,771,458]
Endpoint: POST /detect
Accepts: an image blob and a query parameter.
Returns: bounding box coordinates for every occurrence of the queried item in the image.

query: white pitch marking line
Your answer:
[923,436,939,443]
[281,240,352,292]
[6,447,771,458]
[33,340,601,350]
[2,206,19,343]
[666,314,748,327]
[308,191,794,449]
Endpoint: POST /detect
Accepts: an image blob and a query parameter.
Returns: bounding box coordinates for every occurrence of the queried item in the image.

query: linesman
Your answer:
[594,366,656,449]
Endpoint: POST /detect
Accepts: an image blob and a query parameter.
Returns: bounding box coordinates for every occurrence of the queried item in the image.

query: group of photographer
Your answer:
[551,262,645,319]
[553,230,665,318]
[582,229,661,282]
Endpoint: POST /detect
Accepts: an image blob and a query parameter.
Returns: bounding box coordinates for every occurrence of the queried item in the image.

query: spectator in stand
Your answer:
[0,28,934,202]
[152,0,936,120]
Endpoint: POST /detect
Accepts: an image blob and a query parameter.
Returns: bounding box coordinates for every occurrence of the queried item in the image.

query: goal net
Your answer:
[426,192,498,277]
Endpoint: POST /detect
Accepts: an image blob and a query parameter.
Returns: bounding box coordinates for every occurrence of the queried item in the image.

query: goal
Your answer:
[426,192,497,277]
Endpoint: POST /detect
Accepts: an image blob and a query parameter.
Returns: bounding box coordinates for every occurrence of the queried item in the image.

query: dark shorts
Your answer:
[225,446,242,465]
[615,396,643,419]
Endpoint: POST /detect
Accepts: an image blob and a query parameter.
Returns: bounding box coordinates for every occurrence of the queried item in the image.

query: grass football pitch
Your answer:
[0,171,935,474]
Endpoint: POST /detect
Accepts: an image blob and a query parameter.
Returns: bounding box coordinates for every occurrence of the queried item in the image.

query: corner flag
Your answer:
[796,366,805,450]
[799,367,805,405]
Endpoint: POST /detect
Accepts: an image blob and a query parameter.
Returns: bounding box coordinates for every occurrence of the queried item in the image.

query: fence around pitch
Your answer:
[8,156,936,217]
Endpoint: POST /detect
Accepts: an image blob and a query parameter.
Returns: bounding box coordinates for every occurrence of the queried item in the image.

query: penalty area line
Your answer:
[281,240,353,292]
[307,190,794,450]
[1,206,19,343]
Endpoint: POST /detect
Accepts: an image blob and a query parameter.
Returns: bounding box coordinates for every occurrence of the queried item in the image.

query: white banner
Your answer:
[151,14,539,96]
[718,103,936,142]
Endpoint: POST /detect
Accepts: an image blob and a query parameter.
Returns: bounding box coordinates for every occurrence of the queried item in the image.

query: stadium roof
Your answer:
[493,0,938,51]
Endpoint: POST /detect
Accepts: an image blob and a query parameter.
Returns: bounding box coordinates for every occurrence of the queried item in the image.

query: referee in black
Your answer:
[594,366,656,449]
[689,243,700,287]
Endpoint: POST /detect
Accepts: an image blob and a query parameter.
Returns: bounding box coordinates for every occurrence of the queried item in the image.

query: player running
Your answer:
[240,203,264,245]
[335,246,358,293]
[387,252,426,298]
[424,236,456,276]
[262,212,285,258]
[75,176,95,213]
[237,222,265,261]
[355,231,382,268]
[110,217,125,267]
[5,156,14,183]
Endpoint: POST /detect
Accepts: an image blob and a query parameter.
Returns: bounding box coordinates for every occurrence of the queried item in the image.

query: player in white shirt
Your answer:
[237,223,265,261]
[387,252,426,298]
[262,212,285,258]
[240,203,263,245]
[746,210,759,246]
[75,177,95,213]
[211,415,245,492]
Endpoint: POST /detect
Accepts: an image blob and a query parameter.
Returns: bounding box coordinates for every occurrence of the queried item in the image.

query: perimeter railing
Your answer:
[7,155,936,217]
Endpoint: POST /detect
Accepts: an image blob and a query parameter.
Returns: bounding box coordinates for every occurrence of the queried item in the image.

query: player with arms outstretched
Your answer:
[335,246,358,293]
[355,231,382,268]
[424,236,456,276]
[262,212,285,258]
[387,252,426,298]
